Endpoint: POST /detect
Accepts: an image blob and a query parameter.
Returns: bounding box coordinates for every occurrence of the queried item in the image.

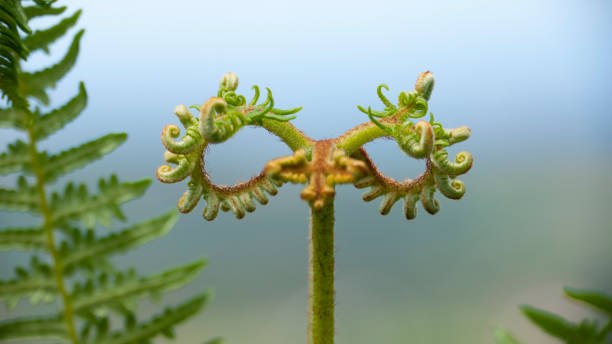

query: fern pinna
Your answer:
[495,287,612,344]
[0,2,211,343]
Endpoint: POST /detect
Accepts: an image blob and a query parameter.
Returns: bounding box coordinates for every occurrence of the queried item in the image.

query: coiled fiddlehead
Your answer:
[158,71,473,220]
[156,73,307,220]
[156,71,474,344]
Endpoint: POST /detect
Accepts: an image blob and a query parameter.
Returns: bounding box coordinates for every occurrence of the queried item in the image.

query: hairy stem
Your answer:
[260,119,313,152]
[336,121,388,155]
[308,198,335,344]
[26,118,79,343]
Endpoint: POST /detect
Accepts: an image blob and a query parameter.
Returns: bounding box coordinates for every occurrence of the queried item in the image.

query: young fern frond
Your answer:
[157,71,473,343]
[0,1,211,343]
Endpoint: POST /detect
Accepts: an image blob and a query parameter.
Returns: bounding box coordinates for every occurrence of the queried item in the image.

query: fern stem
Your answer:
[336,121,388,155]
[308,198,335,344]
[26,121,79,344]
[260,118,314,152]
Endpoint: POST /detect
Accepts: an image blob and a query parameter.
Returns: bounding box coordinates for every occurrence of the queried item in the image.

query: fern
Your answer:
[0,1,212,343]
[157,69,472,342]
[495,287,612,344]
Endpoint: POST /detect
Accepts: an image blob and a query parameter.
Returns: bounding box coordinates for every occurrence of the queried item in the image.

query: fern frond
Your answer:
[18,29,84,105]
[0,0,31,108]
[41,133,126,183]
[0,106,26,128]
[23,9,81,53]
[33,81,87,140]
[72,261,206,314]
[0,0,30,32]
[564,287,612,315]
[24,5,66,19]
[0,226,45,251]
[0,176,40,212]
[61,211,179,269]
[0,260,56,309]
[31,0,55,7]
[49,175,150,227]
[493,327,522,344]
[520,305,578,342]
[0,315,67,341]
[0,139,29,175]
[94,293,209,344]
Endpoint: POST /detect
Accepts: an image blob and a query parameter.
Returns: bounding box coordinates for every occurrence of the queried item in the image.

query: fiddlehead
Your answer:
[157,73,307,220]
[395,120,435,159]
[156,71,473,344]
[338,71,473,218]
[431,149,473,176]
[161,106,202,154]
[158,71,473,221]
[198,73,302,144]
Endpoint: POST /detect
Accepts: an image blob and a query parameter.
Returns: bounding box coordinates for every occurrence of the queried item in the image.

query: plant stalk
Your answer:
[26,119,79,343]
[308,198,335,344]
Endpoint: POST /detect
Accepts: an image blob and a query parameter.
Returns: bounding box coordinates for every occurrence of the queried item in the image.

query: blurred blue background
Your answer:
[1,0,611,343]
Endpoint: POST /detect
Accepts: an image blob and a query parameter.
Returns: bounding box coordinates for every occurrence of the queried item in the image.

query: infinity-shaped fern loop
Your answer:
[154,71,474,344]
[157,71,473,221]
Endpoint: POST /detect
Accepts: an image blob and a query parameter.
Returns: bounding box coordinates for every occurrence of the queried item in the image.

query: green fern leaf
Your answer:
[18,29,84,105]
[0,315,67,341]
[72,261,206,314]
[61,211,179,269]
[0,274,56,309]
[94,293,209,344]
[32,0,55,7]
[49,175,150,227]
[24,5,66,19]
[0,0,31,33]
[0,227,45,251]
[23,10,81,54]
[33,82,87,140]
[564,287,612,316]
[0,0,30,108]
[493,327,522,344]
[0,139,30,175]
[0,176,40,212]
[41,133,126,183]
[0,106,27,128]
[0,256,56,308]
[520,305,578,342]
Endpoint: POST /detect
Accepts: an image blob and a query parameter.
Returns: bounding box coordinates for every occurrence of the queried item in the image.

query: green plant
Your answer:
[495,287,612,344]
[156,71,473,343]
[0,1,212,343]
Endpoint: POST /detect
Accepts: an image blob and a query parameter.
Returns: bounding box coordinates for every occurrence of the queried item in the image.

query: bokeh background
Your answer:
[1,0,611,343]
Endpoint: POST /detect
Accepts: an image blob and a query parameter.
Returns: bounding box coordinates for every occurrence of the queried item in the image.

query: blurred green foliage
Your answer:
[496,287,612,344]
[0,1,212,343]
